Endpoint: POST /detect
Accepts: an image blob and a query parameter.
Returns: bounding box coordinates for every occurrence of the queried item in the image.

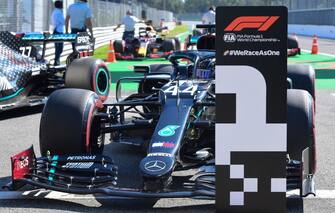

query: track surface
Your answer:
[0,37,335,212]
[0,89,335,212]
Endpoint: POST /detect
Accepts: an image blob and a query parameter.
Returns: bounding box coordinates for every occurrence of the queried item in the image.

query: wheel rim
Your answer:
[95,67,109,95]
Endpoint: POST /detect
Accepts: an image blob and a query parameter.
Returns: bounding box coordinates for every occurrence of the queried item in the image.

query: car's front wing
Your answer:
[5,146,314,199]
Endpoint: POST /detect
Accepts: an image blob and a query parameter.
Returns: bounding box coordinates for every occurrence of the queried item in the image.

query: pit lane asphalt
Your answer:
[0,89,334,212]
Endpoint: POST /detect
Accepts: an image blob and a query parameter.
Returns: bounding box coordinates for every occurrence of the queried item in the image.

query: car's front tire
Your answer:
[40,89,105,156]
[287,89,316,174]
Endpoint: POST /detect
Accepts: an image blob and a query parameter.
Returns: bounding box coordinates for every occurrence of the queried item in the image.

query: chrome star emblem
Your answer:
[144,160,166,172]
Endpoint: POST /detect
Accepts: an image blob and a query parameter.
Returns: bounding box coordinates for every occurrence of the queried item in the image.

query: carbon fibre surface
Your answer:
[0,32,45,99]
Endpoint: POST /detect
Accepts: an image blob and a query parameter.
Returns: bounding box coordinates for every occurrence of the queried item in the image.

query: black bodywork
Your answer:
[288,35,301,57]
[7,49,315,199]
[0,31,93,111]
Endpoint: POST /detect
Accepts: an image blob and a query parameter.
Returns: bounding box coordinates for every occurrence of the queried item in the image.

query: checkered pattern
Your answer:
[228,164,258,206]
[0,32,36,54]
[0,32,44,98]
[215,65,287,211]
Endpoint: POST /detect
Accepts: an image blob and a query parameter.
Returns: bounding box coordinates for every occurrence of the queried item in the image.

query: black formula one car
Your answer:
[7,43,316,199]
[288,35,301,57]
[0,31,110,112]
[113,27,181,60]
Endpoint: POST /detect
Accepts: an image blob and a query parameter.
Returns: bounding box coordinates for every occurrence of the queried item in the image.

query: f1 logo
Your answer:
[224,16,279,32]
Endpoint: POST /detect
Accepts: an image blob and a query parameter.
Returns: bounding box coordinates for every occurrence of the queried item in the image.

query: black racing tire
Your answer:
[287,64,316,101]
[114,40,124,54]
[162,39,176,52]
[40,89,105,156]
[287,89,316,174]
[174,38,181,50]
[65,57,110,101]
[288,36,299,49]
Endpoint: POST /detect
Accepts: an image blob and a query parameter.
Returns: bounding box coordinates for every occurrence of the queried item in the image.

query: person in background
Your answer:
[65,0,94,51]
[114,11,141,40]
[51,0,64,66]
[202,6,216,24]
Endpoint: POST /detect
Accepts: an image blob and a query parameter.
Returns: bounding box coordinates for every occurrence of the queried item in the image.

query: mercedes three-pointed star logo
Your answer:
[144,160,166,172]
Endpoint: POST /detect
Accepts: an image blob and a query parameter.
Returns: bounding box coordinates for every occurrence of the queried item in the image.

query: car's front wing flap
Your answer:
[6,146,314,199]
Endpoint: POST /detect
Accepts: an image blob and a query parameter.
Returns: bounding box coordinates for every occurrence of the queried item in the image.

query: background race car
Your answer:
[288,35,301,56]
[113,26,181,60]
[0,31,110,112]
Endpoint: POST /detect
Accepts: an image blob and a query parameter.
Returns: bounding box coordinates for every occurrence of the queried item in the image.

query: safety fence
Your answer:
[0,0,174,33]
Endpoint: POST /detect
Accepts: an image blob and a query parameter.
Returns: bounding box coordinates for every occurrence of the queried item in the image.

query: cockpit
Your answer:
[169,50,215,80]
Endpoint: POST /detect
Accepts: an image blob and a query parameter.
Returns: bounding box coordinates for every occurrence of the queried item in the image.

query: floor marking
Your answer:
[287,189,335,199]
[0,189,334,200]
[313,190,335,199]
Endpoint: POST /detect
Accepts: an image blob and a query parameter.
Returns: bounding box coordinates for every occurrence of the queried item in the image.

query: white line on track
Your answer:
[313,190,335,199]
[0,189,334,200]
[287,189,335,199]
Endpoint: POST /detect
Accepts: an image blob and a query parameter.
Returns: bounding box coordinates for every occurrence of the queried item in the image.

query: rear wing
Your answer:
[20,32,77,42]
[0,31,95,62]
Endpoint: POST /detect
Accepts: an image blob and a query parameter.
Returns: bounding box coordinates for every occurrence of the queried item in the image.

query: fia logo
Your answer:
[223,33,237,42]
